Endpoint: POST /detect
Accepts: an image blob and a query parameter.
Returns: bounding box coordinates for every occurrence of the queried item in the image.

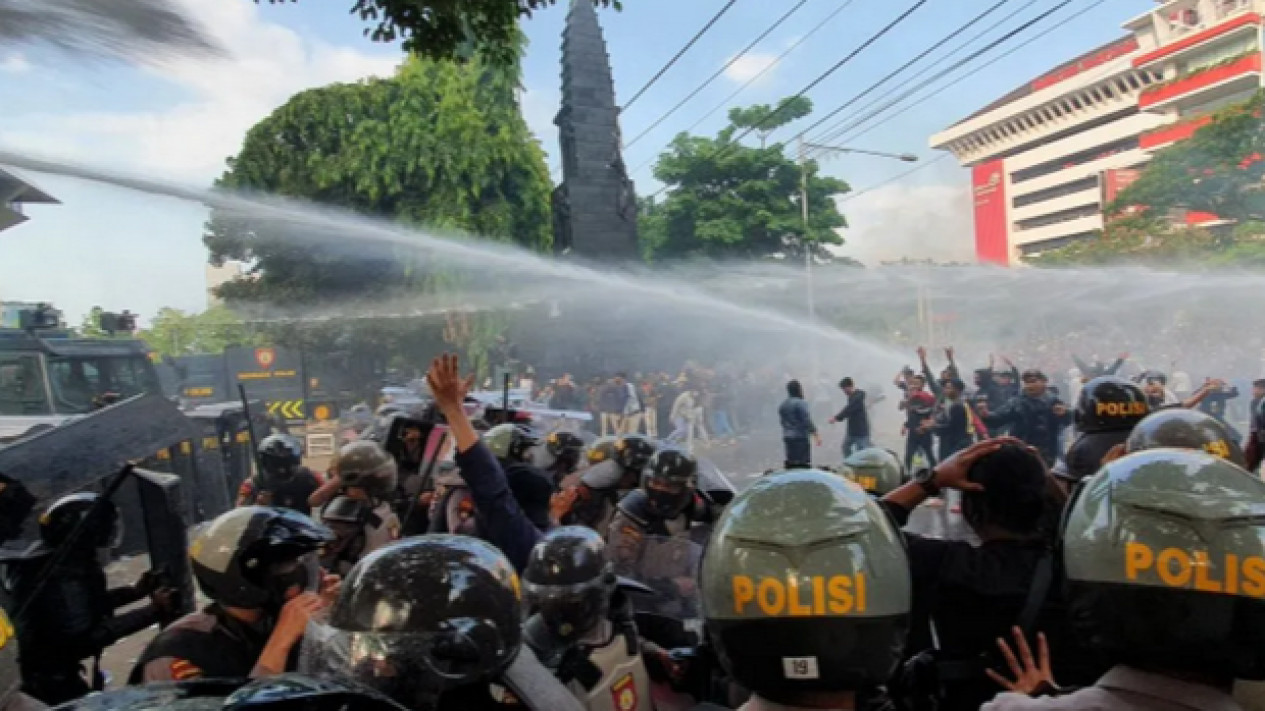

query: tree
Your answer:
[1110,92,1265,223]
[260,0,618,63]
[641,98,849,262]
[727,96,813,148]
[205,49,552,306]
[138,305,262,359]
[78,306,108,338]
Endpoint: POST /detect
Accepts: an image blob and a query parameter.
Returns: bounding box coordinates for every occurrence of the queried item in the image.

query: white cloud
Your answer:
[832,182,977,264]
[0,52,30,73]
[1,0,400,183]
[723,52,778,84]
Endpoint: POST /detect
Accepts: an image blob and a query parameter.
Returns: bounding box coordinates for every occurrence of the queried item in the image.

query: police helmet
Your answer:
[642,448,698,518]
[39,492,121,550]
[336,440,399,499]
[259,433,303,480]
[586,436,619,465]
[841,448,906,496]
[545,431,585,464]
[523,527,615,640]
[318,535,525,708]
[1125,407,1246,468]
[1062,449,1265,679]
[701,470,911,703]
[189,506,332,611]
[375,403,403,419]
[1075,376,1149,434]
[614,434,656,472]
[484,424,541,464]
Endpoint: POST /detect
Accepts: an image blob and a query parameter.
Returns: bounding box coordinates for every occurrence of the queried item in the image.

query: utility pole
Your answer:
[798,140,917,387]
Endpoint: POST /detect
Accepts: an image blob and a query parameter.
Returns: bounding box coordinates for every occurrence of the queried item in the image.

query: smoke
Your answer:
[0,0,222,64]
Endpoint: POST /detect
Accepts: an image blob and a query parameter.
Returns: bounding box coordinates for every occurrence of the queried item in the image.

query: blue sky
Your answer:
[0,0,1152,323]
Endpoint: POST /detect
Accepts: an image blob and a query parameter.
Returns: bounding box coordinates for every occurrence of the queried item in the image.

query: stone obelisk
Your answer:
[552,0,639,260]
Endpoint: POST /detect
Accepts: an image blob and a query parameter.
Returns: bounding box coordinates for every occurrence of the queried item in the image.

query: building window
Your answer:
[1071,96,1083,110]
[1101,84,1114,99]
[1014,203,1101,231]
[1127,74,1140,90]
[1012,175,1100,208]
[1011,136,1141,183]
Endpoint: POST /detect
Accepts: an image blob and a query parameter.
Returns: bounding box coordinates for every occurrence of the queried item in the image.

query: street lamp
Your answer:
[797,138,916,387]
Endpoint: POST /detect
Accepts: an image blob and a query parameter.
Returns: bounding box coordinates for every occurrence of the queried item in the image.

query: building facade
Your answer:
[0,167,58,234]
[931,0,1263,264]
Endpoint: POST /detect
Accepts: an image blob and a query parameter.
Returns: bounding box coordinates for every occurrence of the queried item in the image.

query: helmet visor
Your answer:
[523,579,610,639]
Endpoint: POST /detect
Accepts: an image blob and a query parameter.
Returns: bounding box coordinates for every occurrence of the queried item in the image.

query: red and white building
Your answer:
[931,0,1262,264]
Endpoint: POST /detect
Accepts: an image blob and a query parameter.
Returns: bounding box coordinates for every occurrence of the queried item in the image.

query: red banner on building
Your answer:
[1102,168,1141,205]
[972,160,1009,265]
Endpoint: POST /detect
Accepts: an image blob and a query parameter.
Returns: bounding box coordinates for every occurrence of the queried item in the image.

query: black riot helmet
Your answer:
[523,527,616,641]
[1125,407,1247,468]
[0,473,36,544]
[314,535,526,709]
[336,440,400,499]
[1062,449,1265,680]
[189,506,332,612]
[614,434,656,473]
[259,433,303,481]
[39,492,121,550]
[1075,376,1149,434]
[545,431,585,470]
[641,448,698,518]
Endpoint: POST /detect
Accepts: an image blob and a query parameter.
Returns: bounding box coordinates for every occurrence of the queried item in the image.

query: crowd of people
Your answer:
[4,348,1265,711]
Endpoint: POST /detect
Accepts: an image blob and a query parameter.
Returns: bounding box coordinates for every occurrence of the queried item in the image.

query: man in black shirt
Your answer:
[926,378,971,461]
[978,370,1070,467]
[829,377,871,457]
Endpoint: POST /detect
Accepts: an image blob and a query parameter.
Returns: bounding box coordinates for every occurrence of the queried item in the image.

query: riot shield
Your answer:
[133,467,196,619]
[0,393,201,502]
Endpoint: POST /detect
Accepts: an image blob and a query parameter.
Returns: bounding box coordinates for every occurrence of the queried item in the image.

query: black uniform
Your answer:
[237,467,321,516]
[5,546,158,705]
[981,393,1070,466]
[929,398,971,461]
[129,604,276,683]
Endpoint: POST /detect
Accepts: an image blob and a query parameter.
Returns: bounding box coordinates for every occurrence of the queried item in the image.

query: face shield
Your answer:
[524,577,612,640]
[644,478,692,519]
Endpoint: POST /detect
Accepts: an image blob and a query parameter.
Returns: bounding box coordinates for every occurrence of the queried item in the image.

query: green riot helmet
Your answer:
[484,424,541,464]
[614,434,656,473]
[1062,449,1265,680]
[841,447,905,496]
[586,436,619,466]
[1125,407,1246,468]
[336,440,399,500]
[642,448,699,518]
[1075,376,1149,433]
[701,470,911,703]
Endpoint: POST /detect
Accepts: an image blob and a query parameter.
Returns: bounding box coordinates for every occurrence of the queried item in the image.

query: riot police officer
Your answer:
[1059,376,1149,483]
[236,433,321,515]
[700,469,912,711]
[5,493,175,705]
[568,434,656,532]
[486,424,554,532]
[130,506,334,683]
[841,447,906,496]
[301,535,584,711]
[522,527,652,711]
[983,448,1265,709]
[0,474,43,711]
[544,431,587,486]
[313,440,402,549]
[1125,407,1247,468]
[607,448,713,567]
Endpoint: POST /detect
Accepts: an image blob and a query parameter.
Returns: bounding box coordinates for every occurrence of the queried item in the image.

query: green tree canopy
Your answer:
[727,96,813,148]
[261,0,617,63]
[1110,92,1265,223]
[138,305,262,359]
[640,98,849,262]
[205,50,552,306]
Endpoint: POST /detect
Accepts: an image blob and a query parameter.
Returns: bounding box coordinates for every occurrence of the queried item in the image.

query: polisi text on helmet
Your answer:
[732,573,867,616]
[1125,541,1265,597]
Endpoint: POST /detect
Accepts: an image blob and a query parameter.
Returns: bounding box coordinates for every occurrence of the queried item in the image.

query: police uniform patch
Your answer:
[611,672,638,711]
[783,656,820,680]
[170,659,202,681]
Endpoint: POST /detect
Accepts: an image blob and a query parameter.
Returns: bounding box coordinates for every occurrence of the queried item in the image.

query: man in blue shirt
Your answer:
[778,379,821,469]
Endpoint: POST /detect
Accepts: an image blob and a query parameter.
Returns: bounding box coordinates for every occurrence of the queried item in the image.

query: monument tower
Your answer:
[552,0,638,260]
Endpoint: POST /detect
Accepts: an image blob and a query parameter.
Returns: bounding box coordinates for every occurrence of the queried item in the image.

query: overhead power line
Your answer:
[804,0,1042,156]
[835,0,1109,146]
[646,0,930,200]
[622,0,742,112]
[810,0,1078,149]
[629,0,856,176]
[624,0,810,151]
[791,0,1013,146]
